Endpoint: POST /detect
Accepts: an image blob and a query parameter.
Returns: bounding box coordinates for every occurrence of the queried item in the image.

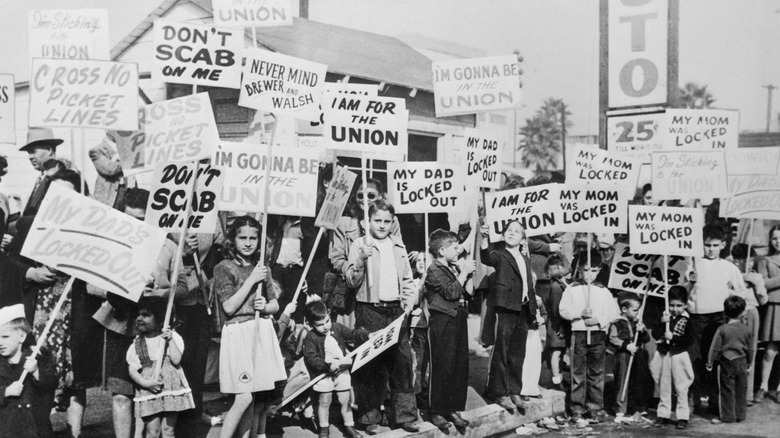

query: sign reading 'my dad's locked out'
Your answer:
[21,184,167,302]
[153,19,243,89]
[460,128,503,189]
[387,162,464,214]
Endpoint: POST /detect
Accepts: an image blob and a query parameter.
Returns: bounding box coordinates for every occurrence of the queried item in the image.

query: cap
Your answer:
[20,127,63,153]
[0,304,25,327]
[598,234,615,249]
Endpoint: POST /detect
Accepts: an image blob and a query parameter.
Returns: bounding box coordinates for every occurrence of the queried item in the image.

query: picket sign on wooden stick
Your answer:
[361,151,373,287]
[664,254,670,333]
[80,128,88,195]
[17,277,76,385]
[424,214,430,271]
[192,252,211,316]
[745,219,755,274]
[256,114,278,320]
[586,232,592,345]
[619,258,655,403]
[290,228,325,306]
[154,159,201,379]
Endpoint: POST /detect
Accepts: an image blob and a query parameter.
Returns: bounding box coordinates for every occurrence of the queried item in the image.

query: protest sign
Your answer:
[484,184,560,240]
[0,74,14,144]
[315,165,357,230]
[351,314,405,372]
[152,19,243,89]
[142,93,219,169]
[112,118,146,176]
[312,83,378,128]
[146,161,225,232]
[213,0,293,27]
[29,59,139,130]
[239,48,327,121]
[558,184,627,234]
[28,9,109,61]
[628,205,703,257]
[21,184,167,302]
[567,143,640,198]
[663,109,739,151]
[322,93,408,160]
[213,141,319,216]
[725,147,780,176]
[608,243,687,298]
[651,150,728,200]
[607,112,664,163]
[720,173,780,219]
[432,55,522,117]
[460,128,502,189]
[387,162,465,214]
[608,0,667,108]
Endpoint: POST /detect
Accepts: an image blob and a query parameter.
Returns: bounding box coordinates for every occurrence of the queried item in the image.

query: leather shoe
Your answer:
[400,420,421,432]
[344,425,363,438]
[520,395,532,402]
[318,424,330,438]
[363,424,380,435]
[447,412,470,428]
[510,394,527,409]
[430,414,452,429]
[494,395,516,411]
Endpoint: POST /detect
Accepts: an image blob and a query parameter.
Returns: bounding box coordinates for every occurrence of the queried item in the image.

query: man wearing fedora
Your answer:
[19,127,63,217]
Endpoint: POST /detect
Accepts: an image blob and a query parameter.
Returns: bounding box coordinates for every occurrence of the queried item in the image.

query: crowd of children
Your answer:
[3,170,780,438]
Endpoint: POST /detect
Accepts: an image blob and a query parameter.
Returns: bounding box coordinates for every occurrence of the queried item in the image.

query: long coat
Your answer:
[0,348,57,438]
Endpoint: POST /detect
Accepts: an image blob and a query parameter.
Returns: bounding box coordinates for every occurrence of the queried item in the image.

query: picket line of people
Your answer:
[2,126,780,438]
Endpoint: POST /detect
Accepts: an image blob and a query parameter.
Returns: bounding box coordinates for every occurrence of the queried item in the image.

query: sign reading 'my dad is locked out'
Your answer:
[387,162,464,214]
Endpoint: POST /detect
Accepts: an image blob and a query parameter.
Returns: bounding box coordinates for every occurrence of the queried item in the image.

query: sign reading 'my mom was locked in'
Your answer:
[21,184,167,302]
[629,205,703,257]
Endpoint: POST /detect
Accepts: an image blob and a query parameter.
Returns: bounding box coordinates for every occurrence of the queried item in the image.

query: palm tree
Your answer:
[678,82,716,109]
[519,98,571,171]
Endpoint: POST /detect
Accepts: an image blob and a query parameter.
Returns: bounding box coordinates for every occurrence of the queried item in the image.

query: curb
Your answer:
[374,389,567,438]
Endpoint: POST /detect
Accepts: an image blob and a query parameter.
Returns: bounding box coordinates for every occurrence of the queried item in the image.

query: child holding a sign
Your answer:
[651,286,694,429]
[559,249,620,422]
[0,304,56,438]
[425,229,475,429]
[126,298,194,438]
[302,301,369,438]
[214,216,287,438]
[608,293,650,419]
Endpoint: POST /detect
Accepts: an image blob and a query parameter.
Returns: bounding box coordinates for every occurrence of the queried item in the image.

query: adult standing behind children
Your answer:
[756,225,780,401]
[345,200,419,435]
[479,220,538,413]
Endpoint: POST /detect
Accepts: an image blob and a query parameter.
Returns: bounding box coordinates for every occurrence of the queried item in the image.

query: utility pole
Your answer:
[561,103,567,172]
[763,84,777,133]
[299,0,309,18]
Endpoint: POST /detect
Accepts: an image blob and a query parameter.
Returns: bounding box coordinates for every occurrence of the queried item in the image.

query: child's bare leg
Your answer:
[220,393,253,438]
[254,400,269,437]
[160,413,177,438]
[318,392,333,428]
[66,388,86,437]
[143,415,161,438]
[337,390,354,426]
[551,350,562,380]
[760,342,778,392]
[112,394,135,438]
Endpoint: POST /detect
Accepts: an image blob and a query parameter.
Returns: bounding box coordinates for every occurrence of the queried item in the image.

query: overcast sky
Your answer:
[2,0,779,135]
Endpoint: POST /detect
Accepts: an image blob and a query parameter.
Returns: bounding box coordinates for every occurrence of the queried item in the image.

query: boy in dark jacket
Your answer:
[651,286,694,430]
[609,293,651,419]
[425,229,475,429]
[0,304,57,438]
[303,301,369,438]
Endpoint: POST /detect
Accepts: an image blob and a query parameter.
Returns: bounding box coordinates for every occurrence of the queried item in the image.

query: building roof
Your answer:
[186,0,433,91]
[738,132,780,148]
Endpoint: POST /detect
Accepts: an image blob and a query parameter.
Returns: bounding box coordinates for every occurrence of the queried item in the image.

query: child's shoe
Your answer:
[676,420,688,429]
[653,417,669,427]
[343,425,363,438]
[318,424,330,438]
[754,388,766,403]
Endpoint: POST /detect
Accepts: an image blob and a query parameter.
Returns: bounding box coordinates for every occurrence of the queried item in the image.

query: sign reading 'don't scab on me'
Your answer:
[21,184,168,302]
[432,55,522,117]
[387,162,465,214]
[29,58,139,130]
[153,19,243,89]
[628,205,703,257]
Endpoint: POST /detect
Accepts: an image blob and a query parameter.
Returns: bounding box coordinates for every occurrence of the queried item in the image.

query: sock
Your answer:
[552,375,562,384]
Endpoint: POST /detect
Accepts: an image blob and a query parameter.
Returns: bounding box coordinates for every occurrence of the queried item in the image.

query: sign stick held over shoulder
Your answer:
[620,257,655,403]
[17,277,76,386]
[745,219,755,275]
[361,151,374,288]
[586,233,592,345]
[154,160,200,379]
[256,114,278,320]
[424,213,429,271]
[664,254,670,333]
[290,228,324,306]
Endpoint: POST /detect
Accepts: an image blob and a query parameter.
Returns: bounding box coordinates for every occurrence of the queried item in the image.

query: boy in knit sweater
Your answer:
[651,286,694,430]
[686,225,747,413]
[707,296,753,423]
